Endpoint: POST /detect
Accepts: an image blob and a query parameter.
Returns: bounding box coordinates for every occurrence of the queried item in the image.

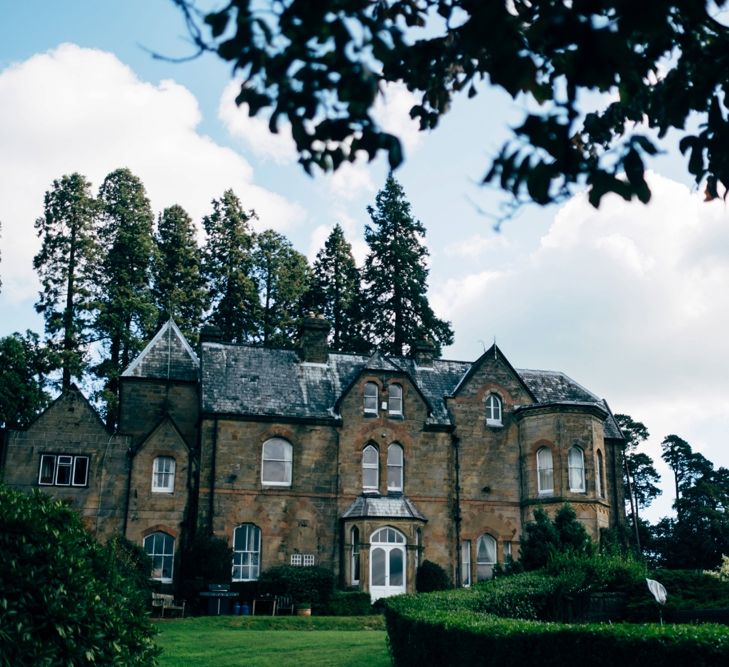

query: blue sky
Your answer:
[2,1,729,522]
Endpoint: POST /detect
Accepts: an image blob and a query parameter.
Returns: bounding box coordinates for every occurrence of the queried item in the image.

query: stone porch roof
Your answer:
[341,494,427,521]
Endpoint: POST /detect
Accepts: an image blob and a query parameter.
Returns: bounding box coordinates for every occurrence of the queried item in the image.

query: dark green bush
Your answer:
[520,505,594,570]
[416,560,451,592]
[323,590,372,616]
[258,565,335,610]
[0,485,158,666]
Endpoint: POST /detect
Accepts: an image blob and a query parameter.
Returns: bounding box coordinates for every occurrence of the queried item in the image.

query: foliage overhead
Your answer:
[175,0,729,210]
[363,174,453,356]
[0,485,158,666]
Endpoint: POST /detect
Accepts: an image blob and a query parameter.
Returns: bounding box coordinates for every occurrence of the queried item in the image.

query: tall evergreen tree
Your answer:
[93,168,157,428]
[252,229,311,348]
[152,204,207,341]
[309,224,368,352]
[33,173,99,389]
[362,174,453,357]
[202,189,258,343]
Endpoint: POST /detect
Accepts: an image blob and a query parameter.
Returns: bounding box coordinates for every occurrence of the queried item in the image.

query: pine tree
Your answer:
[33,173,99,389]
[309,224,368,352]
[93,168,157,428]
[362,174,453,357]
[202,189,259,343]
[252,229,311,348]
[152,204,207,342]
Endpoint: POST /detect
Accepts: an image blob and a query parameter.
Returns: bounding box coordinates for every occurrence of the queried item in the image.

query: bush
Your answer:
[179,533,233,613]
[0,485,158,666]
[258,565,335,611]
[416,560,451,592]
[520,505,594,571]
[323,590,373,616]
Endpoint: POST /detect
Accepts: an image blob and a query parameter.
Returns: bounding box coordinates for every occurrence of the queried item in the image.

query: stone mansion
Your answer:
[1,318,625,600]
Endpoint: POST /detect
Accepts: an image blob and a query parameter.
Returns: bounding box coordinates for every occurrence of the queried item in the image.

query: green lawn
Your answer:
[155,616,391,667]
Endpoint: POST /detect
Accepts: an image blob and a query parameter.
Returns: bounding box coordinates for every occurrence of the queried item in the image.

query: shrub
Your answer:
[324,590,373,616]
[0,485,158,666]
[416,560,451,592]
[520,505,594,571]
[258,565,335,610]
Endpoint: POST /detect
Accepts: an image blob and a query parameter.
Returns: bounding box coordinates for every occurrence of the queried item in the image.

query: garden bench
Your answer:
[152,592,186,618]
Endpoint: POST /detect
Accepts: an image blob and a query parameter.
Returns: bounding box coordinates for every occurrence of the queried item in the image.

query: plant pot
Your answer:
[296,605,311,616]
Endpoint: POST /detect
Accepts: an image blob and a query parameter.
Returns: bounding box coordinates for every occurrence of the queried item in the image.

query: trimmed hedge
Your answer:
[384,572,729,667]
[323,591,373,616]
[258,565,335,611]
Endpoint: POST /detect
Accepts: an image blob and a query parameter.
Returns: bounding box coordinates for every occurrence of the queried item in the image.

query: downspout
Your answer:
[451,431,462,587]
[208,418,218,534]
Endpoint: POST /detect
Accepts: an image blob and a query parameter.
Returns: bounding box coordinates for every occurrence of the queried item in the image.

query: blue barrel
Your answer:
[241,603,250,616]
[233,602,241,615]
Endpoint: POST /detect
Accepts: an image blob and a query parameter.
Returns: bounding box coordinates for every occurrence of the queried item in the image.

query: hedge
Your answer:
[384,573,729,667]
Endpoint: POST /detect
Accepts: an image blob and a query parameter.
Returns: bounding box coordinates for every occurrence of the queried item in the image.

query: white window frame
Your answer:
[387,443,404,492]
[38,454,89,487]
[261,438,293,487]
[596,450,605,498]
[364,382,378,414]
[461,540,472,587]
[144,532,175,583]
[351,526,360,584]
[290,553,315,567]
[232,524,261,582]
[568,446,586,492]
[485,394,503,426]
[152,456,176,493]
[537,447,554,496]
[388,383,403,416]
[476,534,497,582]
[362,444,379,491]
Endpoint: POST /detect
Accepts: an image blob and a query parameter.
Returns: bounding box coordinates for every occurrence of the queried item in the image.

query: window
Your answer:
[596,450,605,498]
[152,456,175,493]
[461,540,472,587]
[351,526,360,584]
[290,553,315,567]
[387,444,404,492]
[568,446,585,492]
[504,541,512,562]
[388,384,403,416]
[485,394,503,426]
[477,534,497,581]
[232,524,261,581]
[415,528,422,570]
[537,447,554,495]
[362,444,379,491]
[261,438,293,486]
[364,382,378,414]
[38,454,89,487]
[144,532,174,583]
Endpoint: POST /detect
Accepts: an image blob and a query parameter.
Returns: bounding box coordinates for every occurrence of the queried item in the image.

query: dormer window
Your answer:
[388,384,403,416]
[485,394,502,426]
[364,382,378,414]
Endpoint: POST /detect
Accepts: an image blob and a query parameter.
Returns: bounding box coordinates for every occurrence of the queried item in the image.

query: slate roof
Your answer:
[123,319,199,382]
[341,495,427,520]
[199,342,623,438]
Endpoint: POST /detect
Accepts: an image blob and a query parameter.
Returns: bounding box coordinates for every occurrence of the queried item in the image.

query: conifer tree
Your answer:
[202,189,259,343]
[33,173,99,389]
[152,204,207,341]
[362,174,453,357]
[93,168,157,427]
[252,229,311,347]
[309,224,368,352]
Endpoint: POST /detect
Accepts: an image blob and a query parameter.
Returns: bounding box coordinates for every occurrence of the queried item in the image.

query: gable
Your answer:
[123,319,199,382]
[133,415,190,456]
[22,386,110,437]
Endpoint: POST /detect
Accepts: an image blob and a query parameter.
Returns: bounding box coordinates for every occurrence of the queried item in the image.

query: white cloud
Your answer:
[444,233,510,258]
[372,81,423,157]
[0,44,305,305]
[436,172,729,519]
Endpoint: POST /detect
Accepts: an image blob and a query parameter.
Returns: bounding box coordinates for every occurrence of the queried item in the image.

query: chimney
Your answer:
[299,314,330,363]
[411,340,436,367]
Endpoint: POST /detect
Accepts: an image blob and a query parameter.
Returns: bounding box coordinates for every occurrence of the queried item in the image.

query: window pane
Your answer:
[263,460,288,482]
[371,548,386,586]
[72,457,89,486]
[364,383,378,412]
[363,446,378,464]
[388,385,402,414]
[387,464,403,491]
[387,445,403,465]
[461,540,472,587]
[389,549,403,586]
[55,456,72,485]
[477,535,496,563]
[363,467,378,489]
[39,455,55,485]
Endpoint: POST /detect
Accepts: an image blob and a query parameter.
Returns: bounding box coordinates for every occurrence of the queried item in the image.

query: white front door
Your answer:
[369,527,406,602]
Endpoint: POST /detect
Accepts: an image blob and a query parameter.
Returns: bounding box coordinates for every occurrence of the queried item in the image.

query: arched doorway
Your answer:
[369,527,406,601]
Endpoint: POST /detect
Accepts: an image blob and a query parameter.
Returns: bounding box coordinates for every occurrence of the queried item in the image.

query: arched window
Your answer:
[476,534,497,581]
[351,526,360,584]
[233,524,261,581]
[388,383,403,416]
[596,450,605,498]
[537,447,554,495]
[362,444,379,491]
[485,394,502,426]
[144,532,175,582]
[364,382,378,414]
[568,446,585,492]
[261,438,293,486]
[387,443,404,492]
[152,456,175,493]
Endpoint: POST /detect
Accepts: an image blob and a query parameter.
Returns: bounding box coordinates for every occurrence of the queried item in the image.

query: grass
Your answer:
[154,616,391,667]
